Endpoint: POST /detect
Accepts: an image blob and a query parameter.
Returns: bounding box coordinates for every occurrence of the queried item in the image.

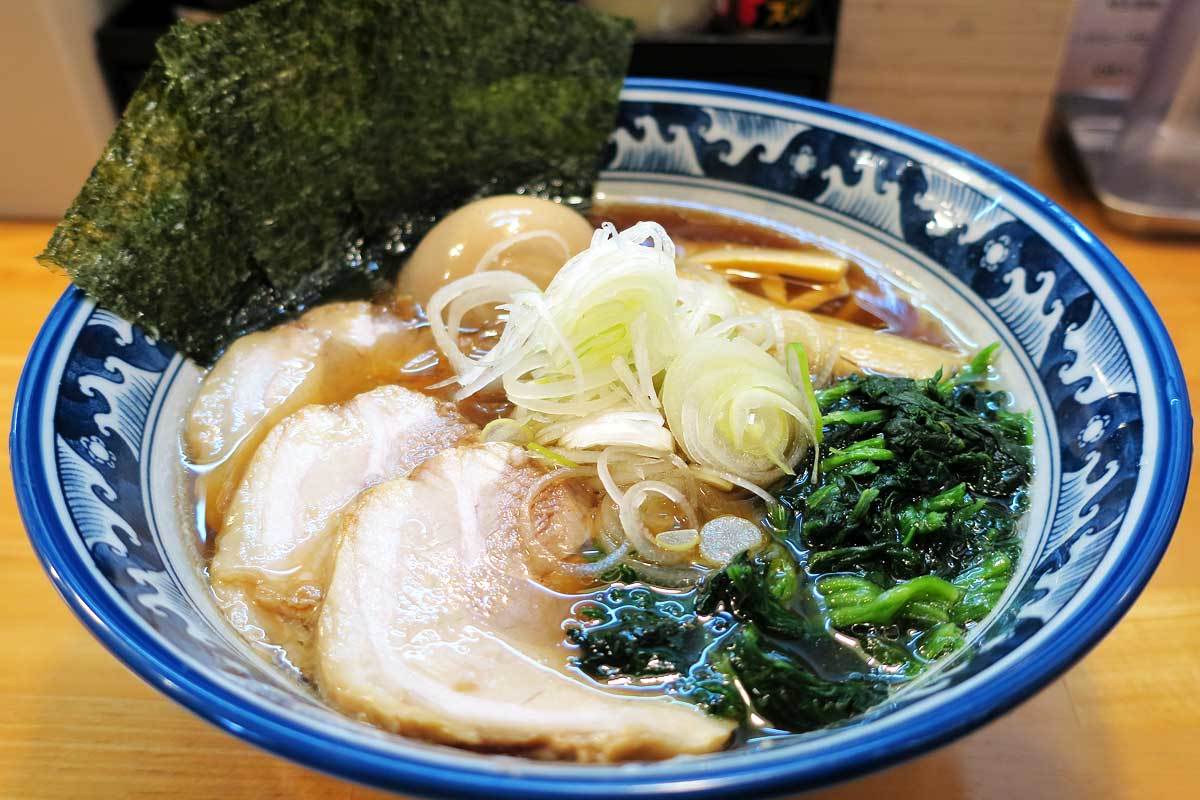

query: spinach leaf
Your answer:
[567,589,708,680]
[780,347,1031,580]
[695,548,814,640]
[564,347,1031,734]
[566,585,885,733]
[717,625,884,731]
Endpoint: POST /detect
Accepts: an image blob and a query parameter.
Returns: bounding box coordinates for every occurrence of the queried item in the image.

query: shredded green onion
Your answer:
[430,223,823,498]
[786,342,823,445]
[525,442,579,468]
[662,337,816,485]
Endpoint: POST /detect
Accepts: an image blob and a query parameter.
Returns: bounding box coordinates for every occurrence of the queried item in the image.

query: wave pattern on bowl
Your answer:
[16,81,1185,798]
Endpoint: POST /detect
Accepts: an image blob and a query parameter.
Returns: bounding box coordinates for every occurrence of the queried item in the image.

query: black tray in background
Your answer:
[629,30,836,98]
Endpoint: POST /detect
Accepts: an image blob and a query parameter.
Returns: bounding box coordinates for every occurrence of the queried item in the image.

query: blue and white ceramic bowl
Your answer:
[11,80,1191,798]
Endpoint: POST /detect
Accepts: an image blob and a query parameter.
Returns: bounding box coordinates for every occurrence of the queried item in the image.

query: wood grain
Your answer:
[831,0,1075,177]
[1,151,1197,799]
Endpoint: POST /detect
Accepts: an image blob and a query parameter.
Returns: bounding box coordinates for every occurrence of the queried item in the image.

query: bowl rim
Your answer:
[11,78,1192,799]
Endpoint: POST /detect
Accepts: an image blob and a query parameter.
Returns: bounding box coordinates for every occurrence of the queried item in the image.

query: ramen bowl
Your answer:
[11,80,1190,798]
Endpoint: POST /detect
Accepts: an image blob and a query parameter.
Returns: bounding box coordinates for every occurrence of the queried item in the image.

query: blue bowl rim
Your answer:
[10,78,1192,799]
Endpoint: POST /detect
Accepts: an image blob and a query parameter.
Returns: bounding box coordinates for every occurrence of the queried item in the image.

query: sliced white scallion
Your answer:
[786,342,823,444]
[690,466,735,491]
[473,229,571,274]
[597,447,625,503]
[676,274,740,337]
[698,515,763,566]
[655,528,700,552]
[430,222,681,418]
[525,443,580,468]
[712,470,777,505]
[480,418,531,444]
[618,480,698,565]
[426,270,541,392]
[661,336,817,485]
[553,409,674,452]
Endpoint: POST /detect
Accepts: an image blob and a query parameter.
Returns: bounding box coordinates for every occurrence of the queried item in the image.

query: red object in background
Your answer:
[736,0,764,27]
[731,0,815,29]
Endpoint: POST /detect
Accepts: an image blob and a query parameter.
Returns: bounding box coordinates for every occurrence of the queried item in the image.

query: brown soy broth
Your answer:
[187,203,962,752]
[591,202,957,349]
[387,295,515,427]
[592,203,810,249]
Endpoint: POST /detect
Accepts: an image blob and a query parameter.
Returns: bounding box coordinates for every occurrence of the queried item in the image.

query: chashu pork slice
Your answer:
[316,442,734,762]
[186,300,438,533]
[211,385,475,671]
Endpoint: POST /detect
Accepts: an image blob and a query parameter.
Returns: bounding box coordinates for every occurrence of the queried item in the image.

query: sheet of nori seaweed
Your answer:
[40,0,633,363]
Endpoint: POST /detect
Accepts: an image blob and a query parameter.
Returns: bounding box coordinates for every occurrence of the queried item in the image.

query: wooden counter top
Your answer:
[1,152,1196,799]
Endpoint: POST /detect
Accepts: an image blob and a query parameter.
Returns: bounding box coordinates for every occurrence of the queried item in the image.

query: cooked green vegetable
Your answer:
[782,347,1031,580]
[786,342,823,444]
[40,0,632,362]
[776,345,1029,670]
[819,574,961,628]
[951,550,1016,624]
[563,346,1031,735]
[695,548,815,640]
[567,584,884,732]
[716,625,883,730]
[915,622,967,660]
[567,589,708,680]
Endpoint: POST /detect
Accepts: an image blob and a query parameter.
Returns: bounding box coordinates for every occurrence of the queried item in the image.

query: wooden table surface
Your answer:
[2,153,1197,799]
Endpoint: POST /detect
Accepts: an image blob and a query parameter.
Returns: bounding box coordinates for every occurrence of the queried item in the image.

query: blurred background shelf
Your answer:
[628,30,838,98]
[0,1,1153,216]
[96,1,842,111]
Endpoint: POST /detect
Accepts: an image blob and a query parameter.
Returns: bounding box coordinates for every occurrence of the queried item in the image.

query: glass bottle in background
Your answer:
[1056,0,1165,101]
[1100,0,1200,231]
[1056,0,1200,233]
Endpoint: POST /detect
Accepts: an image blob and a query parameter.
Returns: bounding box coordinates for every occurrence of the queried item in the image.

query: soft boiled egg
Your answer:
[396,195,594,307]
